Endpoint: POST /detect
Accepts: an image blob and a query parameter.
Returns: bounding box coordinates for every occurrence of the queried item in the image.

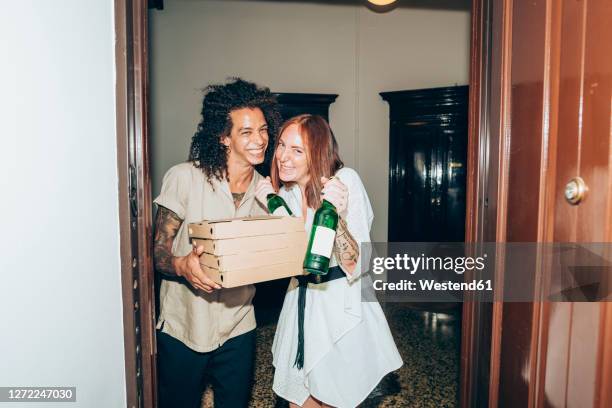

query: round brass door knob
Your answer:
[564,177,588,205]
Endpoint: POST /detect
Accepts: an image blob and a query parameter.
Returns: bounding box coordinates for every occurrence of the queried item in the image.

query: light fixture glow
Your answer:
[368,0,397,5]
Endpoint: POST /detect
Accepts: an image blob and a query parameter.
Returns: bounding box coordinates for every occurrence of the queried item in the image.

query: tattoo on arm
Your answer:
[333,217,360,275]
[153,206,183,277]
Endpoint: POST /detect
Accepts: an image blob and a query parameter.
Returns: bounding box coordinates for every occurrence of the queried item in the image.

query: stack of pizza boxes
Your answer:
[188,216,307,288]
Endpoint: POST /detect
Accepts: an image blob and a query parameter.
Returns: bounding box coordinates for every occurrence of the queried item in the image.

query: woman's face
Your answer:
[275,123,310,186]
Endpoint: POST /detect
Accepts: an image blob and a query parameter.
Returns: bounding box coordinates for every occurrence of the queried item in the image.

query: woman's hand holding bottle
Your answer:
[255,176,275,206]
[256,176,293,216]
[320,176,349,214]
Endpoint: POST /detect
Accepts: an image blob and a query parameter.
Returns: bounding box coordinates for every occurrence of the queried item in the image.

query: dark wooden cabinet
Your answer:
[381,86,469,243]
[273,92,337,123]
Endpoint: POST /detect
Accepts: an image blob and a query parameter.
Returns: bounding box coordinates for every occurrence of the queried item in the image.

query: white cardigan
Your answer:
[271,167,403,408]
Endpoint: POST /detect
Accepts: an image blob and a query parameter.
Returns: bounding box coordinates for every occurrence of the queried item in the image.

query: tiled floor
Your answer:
[202,303,461,407]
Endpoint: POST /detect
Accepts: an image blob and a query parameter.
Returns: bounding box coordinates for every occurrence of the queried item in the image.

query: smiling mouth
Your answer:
[248,148,265,154]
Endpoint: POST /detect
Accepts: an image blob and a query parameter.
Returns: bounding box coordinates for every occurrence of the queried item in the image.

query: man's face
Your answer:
[222,107,269,166]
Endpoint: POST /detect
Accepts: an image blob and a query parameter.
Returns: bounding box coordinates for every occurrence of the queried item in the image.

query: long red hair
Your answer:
[270,114,344,209]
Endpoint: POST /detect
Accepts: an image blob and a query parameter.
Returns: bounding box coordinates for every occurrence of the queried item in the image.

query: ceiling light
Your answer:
[367,0,398,5]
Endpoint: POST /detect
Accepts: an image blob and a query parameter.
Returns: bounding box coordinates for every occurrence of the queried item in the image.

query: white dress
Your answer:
[272,167,403,408]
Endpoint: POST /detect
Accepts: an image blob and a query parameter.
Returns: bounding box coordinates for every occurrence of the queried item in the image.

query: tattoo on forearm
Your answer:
[153,206,183,276]
[334,217,360,274]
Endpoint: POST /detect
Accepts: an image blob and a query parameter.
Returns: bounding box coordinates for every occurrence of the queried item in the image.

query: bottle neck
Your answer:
[267,193,293,216]
[320,199,336,210]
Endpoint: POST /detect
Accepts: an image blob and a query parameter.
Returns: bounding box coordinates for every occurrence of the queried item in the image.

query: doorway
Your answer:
[115,0,490,407]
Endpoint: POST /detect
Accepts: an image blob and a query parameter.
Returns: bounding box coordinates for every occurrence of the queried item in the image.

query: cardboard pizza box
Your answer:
[199,242,307,270]
[201,260,305,288]
[191,231,306,256]
[188,216,304,240]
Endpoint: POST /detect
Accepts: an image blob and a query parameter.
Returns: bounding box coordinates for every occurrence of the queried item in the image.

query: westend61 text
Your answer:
[373,279,493,292]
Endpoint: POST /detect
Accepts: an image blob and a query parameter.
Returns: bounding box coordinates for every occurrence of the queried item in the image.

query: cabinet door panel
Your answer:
[383,87,468,243]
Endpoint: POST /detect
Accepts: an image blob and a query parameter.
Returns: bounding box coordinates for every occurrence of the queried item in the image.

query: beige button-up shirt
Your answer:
[153,162,267,352]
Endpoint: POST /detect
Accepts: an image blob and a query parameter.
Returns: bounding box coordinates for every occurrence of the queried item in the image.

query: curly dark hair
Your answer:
[189,78,282,182]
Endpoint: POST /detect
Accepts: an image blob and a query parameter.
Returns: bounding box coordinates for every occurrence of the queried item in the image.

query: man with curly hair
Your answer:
[152,78,281,408]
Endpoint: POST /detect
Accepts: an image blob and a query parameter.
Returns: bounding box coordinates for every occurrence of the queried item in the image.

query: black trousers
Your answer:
[156,329,256,408]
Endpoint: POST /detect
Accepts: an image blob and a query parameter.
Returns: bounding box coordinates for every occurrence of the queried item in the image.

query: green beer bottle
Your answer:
[303,199,338,275]
[267,193,293,216]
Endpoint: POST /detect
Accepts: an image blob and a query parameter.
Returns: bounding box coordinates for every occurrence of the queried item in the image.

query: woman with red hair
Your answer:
[255,114,402,408]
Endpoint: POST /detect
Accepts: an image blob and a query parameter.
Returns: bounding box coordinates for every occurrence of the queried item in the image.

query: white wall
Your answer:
[0,1,126,407]
[357,7,471,241]
[150,0,471,241]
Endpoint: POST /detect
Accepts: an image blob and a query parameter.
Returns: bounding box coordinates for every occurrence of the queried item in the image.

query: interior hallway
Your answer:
[201,303,461,407]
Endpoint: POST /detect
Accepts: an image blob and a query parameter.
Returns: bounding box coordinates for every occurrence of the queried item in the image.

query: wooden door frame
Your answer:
[114,1,495,407]
[115,1,156,407]
[461,0,511,406]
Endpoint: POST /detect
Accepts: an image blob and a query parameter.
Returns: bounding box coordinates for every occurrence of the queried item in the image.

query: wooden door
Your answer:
[472,0,612,406]
[539,0,612,406]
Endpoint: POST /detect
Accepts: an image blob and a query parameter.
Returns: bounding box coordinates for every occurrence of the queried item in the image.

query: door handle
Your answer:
[564,177,588,205]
